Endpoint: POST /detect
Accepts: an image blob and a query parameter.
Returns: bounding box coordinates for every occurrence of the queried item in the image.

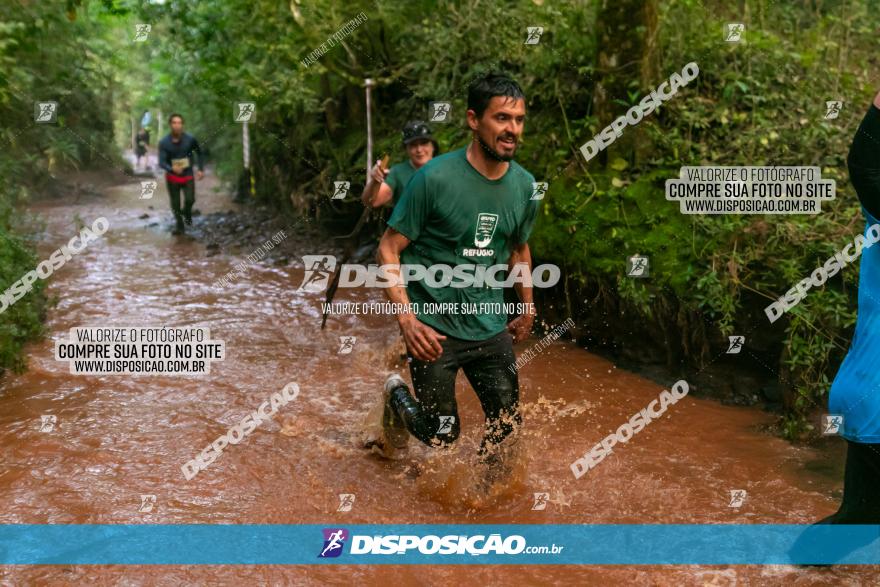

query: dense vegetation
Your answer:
[0,0,124,373]
[1,0,878,437]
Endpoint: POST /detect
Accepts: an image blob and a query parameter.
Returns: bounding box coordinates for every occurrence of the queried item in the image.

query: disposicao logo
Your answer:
[296,256,561,290]
[319,528,349,558]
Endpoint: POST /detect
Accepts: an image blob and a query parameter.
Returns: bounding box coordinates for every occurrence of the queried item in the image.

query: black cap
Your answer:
[402,121,433,145]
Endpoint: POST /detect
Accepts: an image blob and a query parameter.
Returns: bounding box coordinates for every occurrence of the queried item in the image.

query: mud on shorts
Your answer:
[403,329,521,455]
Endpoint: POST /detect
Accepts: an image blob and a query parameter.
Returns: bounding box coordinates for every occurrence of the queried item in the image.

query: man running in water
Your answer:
[817,89,880,527]
[366,72,539,483]
[362,120,439,208]
[158,113,204,235]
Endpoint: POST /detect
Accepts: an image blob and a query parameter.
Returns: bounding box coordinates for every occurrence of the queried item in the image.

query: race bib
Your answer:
[171,157,190,169]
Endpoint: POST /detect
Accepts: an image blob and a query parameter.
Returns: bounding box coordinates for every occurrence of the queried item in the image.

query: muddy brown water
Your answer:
[0,173,873,585]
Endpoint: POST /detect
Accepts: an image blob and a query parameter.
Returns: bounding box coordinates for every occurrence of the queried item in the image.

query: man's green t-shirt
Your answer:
[387,147,540,341]
[385,160,417,205]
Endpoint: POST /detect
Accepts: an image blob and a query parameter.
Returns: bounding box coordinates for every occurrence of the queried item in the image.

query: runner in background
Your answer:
[135,126,150,171]
[362,121,440,364]
[362,121,439,209]
[158,113,204,235]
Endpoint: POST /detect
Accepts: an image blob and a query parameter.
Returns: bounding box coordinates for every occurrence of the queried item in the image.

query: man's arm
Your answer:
[158,139,172,173]
[506,242,536,343]
[362,159,393,208]
[191,137,205,179]
[377,228,446,361]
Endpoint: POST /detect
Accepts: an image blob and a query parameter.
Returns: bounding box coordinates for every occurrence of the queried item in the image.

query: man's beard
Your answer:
[476,132,515,162]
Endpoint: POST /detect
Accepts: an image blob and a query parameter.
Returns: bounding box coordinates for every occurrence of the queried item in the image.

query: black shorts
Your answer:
[406,329,521,452]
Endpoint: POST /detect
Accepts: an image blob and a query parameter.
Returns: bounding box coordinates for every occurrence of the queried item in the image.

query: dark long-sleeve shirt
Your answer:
[158,133,204,178]
[848,104,880,220]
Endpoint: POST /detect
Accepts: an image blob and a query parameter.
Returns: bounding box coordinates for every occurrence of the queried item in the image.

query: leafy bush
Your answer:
[0,1,117,375]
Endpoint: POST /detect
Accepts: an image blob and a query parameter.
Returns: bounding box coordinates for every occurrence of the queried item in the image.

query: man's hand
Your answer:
[370,158,390,186]
[196,170,205,181]
[507,310,535,344]
[400,315,446,362]
[363,158,392,207]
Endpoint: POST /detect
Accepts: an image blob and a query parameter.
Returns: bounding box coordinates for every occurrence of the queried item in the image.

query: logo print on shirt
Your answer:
[474,213,499,248]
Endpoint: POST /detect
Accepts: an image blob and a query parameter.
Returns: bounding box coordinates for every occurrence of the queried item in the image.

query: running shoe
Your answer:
[382,373,410,450]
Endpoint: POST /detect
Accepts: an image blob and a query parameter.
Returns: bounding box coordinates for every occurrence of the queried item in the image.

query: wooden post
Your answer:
[242,120,250,170]
[243,120,255,198]
[365,78,374,180]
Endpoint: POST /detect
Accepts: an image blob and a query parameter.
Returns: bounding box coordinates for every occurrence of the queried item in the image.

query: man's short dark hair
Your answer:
[467,72,525,119]
[168,113,184,124]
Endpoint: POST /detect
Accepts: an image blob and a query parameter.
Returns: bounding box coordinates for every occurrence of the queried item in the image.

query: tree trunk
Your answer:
[593,0,659,167]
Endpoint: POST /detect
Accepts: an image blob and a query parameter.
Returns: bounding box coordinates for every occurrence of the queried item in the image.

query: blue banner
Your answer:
[1,524,878,565]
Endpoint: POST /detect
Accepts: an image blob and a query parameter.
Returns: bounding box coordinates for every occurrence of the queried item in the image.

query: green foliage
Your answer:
[0,1,118,374]
[0,230,47,374]
[533,0,876,436]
